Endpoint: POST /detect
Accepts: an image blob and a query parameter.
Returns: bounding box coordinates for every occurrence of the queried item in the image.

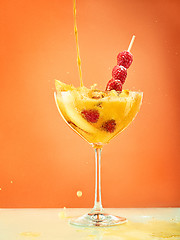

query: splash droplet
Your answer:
[58,207,67,219]
[77,191,82,197]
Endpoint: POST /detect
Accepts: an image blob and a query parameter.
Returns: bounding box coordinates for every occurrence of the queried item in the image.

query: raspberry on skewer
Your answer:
[117,35,135,69]
[112,65,127,84]
[106,35,135,92]
[117,51,133,69]
[106,79,122,92]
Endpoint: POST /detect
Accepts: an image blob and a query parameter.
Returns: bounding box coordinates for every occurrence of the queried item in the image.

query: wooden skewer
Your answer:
[127,35,136,52]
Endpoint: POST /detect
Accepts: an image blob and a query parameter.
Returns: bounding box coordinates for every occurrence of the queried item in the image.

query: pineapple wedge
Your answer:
[55,80,75,92]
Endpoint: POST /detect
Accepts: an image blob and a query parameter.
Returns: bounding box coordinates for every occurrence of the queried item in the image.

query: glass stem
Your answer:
[93,148,103,212]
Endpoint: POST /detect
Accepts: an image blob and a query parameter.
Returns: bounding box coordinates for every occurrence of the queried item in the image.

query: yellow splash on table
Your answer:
[83,219,180,240]
[19,232,40,237]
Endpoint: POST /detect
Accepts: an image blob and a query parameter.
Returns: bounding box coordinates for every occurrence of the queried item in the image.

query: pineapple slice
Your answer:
[55,80,75,92]
[56,91,102,135]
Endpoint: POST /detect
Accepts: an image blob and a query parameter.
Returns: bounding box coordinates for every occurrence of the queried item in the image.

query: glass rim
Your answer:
[55,90,143,95]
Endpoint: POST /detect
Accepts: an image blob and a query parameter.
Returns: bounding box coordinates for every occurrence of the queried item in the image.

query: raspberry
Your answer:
[102,119,116,133]
[81,109,99,123]
[117,50,133,69]
[112,65,127,84]
[106,79,122,92]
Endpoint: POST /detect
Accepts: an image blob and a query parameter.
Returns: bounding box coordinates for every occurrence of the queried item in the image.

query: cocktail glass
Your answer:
[54,85,143,227]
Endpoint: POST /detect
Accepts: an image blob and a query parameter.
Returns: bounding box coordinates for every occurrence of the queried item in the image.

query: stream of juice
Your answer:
[73,0,83,87]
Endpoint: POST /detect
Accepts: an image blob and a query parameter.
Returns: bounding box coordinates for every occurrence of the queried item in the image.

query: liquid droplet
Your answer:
[77,190,82,197]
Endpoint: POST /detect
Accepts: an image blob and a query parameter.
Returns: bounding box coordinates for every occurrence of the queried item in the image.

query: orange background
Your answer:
[0,0,179,208]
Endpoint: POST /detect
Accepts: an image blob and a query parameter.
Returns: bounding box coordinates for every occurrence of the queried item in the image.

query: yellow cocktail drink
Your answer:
[55,80,142,148]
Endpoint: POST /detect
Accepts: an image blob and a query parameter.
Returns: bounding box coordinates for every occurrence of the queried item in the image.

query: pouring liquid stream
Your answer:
[73,0,83,87]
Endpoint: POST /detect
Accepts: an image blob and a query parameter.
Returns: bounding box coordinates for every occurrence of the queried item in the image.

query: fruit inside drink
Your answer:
[55,81,142,148]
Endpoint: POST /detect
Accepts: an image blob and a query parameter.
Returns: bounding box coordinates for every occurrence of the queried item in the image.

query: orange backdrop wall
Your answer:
[0,0,179,208]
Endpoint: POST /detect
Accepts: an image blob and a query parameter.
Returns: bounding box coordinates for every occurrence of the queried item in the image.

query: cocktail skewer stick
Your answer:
[128,35,135,52]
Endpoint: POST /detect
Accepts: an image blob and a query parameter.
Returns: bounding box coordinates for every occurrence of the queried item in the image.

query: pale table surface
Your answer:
[0,208,180,240]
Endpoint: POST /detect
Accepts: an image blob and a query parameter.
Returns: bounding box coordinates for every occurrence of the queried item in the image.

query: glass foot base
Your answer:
[70,211,127,227]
